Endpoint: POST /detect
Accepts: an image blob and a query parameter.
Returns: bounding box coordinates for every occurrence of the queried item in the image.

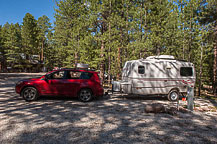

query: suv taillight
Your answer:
[95,73,102,86]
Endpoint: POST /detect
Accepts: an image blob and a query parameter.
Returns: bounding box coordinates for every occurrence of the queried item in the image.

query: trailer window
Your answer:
[138,66,145,74]
[180,67,193,76]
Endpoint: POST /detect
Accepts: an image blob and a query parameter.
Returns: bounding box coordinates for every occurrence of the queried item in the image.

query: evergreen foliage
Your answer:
[0,0,216,95]
[21,13,38,57]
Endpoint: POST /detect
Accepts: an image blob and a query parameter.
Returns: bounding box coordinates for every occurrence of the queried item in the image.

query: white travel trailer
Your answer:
[112,55,196,101]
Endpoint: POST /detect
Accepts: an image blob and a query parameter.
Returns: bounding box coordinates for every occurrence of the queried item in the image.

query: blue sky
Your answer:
[0,0,56,25]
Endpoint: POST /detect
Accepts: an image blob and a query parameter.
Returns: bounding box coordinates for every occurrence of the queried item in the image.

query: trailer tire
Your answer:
[168,90,179,102]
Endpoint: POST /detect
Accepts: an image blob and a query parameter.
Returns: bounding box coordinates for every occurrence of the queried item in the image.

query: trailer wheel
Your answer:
[168,90,179,101]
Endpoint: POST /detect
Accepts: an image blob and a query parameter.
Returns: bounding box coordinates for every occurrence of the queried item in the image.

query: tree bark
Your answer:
[139,0,144,59]
[100,40,105,82]
[108,0,111,84]
[212,23,217,96]
[181,2,185,60]
[41,39,44,62]
[144,2,147,58]
[125,0,129,61]
[117,46,121,80]
[188,6,193,62]
[198,44,203,96]
[213,40,217,96]
[39,39,44,63]
[75,52,78,65]
[117,1,124,80]
[75,32,80,66]
[108,22,111,83]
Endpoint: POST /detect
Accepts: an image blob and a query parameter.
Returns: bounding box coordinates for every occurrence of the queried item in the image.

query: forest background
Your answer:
[0,0,216,95]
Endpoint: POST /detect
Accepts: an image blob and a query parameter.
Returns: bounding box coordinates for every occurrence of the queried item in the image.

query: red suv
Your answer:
[15,69,104,102]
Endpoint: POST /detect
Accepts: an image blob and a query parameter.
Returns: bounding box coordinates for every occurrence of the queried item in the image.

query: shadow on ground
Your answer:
[0,73,217,144]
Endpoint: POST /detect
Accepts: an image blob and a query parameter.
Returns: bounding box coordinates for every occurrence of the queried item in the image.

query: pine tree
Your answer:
[21,13,38,70]
[54,0,90,68]
[0,25,4,71]
[199,0,217,95]
[37,15,52,63]
[1,23,10,71]
[50,0,216,87]
[44,30,57,71]
[5,23,22,69]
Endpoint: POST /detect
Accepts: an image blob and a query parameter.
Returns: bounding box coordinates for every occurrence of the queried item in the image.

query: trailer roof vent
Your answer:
[146,55,175,60]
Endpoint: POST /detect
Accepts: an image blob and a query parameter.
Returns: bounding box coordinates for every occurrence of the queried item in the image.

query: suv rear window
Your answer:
[80,72,93,79]
[67,71,93,79]
[180,67,193,76]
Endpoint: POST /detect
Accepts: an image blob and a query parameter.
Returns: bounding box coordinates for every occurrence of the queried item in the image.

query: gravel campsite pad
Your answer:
[0,73,217,144]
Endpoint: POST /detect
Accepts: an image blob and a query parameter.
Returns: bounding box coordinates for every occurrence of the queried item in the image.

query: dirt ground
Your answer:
[0,73,217,144]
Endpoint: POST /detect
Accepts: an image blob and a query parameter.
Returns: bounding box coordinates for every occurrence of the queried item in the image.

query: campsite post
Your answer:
[177,95,179,111]
[187,86,194,111]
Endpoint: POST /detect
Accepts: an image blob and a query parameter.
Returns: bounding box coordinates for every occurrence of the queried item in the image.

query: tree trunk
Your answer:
[74,32,80,66]
[2,53,7,72]
[144,3,147,58]
[125,0,129,62]
[181,3,185,60]
[213,23,217,96]
[198,44,203,96]
[108,23,111,83]
[100,40,104,83]
[117,2,124,80]
[117,47,121,80]
[74,52,78,65]
[39,39,44,63]
[156,44,160,55]
[41,39,44,62]
[108,0,112,84]
[139,0,144,59]
[213,40,217,96]
[188,7,193,62]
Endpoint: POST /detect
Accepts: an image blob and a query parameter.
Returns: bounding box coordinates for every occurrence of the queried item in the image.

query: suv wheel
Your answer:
[21,87,38,102]
[79,89,93,102]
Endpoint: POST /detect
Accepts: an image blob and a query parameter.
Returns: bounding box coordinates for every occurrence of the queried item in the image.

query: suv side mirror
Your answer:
[42,75,49,81]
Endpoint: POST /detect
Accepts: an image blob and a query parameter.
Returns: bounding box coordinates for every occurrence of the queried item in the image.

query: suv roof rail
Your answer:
[60,68,96,71]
